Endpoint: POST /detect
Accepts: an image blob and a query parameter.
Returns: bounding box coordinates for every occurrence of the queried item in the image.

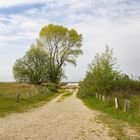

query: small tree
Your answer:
[13,45,49,84]
[89,46,119,95]
[78,46,120,97]
[37,24,83,83]
[81,46,119,94]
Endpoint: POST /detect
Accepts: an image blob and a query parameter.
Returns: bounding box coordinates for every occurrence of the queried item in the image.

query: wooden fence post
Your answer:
[99,94,102,100]
[124,99,130,112]
[36,89,38,94]
[46,88,49,93]
[98,94,100,100]
[96,93,98,98]
[102,95,105,102]
[115,98,119,109]
[16,93,20,102]
[28,92,31,97]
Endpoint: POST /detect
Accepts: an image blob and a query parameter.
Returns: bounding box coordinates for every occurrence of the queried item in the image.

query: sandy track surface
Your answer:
[0,91,112,140]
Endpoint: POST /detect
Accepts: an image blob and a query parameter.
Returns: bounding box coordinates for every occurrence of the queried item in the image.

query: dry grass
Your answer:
[0,82,62,117]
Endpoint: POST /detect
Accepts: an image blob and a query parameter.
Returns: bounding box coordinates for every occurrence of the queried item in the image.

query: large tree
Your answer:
[37,24,83,83]
[13,45,49,84]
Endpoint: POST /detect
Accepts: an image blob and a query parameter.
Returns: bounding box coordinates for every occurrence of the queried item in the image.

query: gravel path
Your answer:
[0,91,113,140]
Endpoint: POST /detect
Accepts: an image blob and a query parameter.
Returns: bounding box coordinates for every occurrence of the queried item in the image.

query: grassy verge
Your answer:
[0,83,63,117]
[95,114,130,140]
[78,95,140,139]
[62,91,73,97]
[57,91,73,102]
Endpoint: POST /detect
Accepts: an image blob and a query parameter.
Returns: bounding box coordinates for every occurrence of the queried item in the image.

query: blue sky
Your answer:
[0,3,44,15]
[0,0,140,82]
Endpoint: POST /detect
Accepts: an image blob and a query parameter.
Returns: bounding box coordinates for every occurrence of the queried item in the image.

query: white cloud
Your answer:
[0,0,140,81]
[65,17,140,81]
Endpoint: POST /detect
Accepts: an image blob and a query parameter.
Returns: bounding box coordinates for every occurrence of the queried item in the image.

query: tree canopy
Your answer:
[90,46,119,95]
[37,24,83,83]
[13,45,49,84]
[78,46,120,97]
[13,24,83,84]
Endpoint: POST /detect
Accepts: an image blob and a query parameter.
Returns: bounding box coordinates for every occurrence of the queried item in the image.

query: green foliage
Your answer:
[91,46,119,95]
[77,72,94,98]
[13,24,83,84]
[112,73,140,94]
[78,46,119,97]
[48,86,58,92]
[38,24,83,83]
[78,46,140,98]
[13,45,49,84]
[47,63,65,83]
[77,46,140,127]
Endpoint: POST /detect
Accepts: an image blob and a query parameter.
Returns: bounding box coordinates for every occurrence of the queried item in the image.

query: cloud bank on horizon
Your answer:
[0,0,140,82]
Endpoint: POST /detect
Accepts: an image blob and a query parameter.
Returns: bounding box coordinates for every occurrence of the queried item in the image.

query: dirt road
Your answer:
[0,91,113,140]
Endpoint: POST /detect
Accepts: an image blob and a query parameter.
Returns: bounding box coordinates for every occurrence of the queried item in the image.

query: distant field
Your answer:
[0,82,62,117]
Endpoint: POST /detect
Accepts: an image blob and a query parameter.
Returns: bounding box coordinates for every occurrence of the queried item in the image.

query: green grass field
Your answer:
[0,82,63,117]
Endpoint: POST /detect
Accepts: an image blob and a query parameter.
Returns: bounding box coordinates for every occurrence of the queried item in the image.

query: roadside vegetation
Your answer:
[94,113,140,140]
[77,46,140,127]
[0,82,63,117]
[57,91,73,102]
